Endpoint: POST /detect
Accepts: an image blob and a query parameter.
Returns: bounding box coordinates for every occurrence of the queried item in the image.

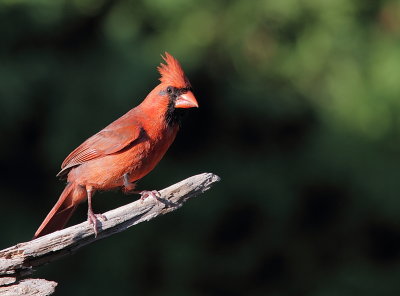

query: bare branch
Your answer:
[0,279,57,296]
[0,173,220,295]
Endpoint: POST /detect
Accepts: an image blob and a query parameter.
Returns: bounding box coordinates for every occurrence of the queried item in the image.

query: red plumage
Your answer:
[34,53,198,239]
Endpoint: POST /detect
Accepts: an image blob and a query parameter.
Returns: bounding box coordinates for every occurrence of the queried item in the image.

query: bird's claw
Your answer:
[87,212,107,237]
[140,190,161,202]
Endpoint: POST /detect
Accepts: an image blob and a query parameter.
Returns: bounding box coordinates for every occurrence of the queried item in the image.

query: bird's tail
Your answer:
[33,183,86,239]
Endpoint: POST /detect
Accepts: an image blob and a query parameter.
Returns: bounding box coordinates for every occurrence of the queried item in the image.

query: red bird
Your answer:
[33,53,198,238]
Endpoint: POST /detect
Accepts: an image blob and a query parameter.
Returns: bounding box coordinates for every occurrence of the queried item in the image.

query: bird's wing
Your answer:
[57,123,143,177]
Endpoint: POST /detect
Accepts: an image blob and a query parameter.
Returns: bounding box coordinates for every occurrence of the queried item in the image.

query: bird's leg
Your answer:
[123,173,160,201]
[123,173,137,193]
[86,186,107,237]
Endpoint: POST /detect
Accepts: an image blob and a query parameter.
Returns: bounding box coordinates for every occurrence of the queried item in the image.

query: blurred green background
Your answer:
[1,0,400,295]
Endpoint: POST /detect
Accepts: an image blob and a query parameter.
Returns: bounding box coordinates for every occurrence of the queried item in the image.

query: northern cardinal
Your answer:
[33,53,198,239]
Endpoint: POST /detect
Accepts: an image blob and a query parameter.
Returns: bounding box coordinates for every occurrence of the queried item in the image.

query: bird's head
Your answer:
[139,53,198,126]
[157,52,199,110]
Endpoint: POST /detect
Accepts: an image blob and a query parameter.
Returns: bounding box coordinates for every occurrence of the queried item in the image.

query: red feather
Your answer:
[158,52,191,88]
[33,53,198,238]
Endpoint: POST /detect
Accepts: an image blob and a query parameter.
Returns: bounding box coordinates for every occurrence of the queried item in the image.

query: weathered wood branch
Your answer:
[0,172,220,295]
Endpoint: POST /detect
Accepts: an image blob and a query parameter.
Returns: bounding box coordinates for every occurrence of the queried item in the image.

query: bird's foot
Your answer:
[87,211,107,237]
[140,190,161,202]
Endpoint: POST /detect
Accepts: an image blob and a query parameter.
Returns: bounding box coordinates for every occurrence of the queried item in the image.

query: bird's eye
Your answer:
[166,87,173,94]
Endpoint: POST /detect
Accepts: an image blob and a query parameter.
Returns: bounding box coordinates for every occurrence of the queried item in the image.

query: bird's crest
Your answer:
[158,52,191,88]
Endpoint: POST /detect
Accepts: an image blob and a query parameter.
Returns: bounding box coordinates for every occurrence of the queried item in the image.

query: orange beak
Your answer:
[175,91,199,108]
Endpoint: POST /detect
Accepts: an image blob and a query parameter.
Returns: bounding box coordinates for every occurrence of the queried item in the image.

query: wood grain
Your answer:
[0,172,220,295]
